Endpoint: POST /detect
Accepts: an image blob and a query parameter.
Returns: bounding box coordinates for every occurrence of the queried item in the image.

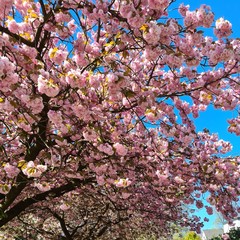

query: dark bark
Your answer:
[0,94,50,211]
[0,26,35,47]
[52,212,73,240]
[0,178,94,227]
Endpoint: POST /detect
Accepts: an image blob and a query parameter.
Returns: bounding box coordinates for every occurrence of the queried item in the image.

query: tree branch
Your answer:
[0,178,94,227]
[0,94,50,211]
[51,212,73,240]
[0,26,35,48]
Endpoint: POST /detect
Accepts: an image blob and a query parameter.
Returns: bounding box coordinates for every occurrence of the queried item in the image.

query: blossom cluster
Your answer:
[0,0,239,238]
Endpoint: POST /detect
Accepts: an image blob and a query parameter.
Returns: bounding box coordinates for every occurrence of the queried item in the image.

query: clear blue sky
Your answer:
[170,0,240,230]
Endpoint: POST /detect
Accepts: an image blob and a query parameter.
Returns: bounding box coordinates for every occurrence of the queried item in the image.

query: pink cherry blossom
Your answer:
[59,202,70,211]
[4,163,20,178]
[148,0,169,10]
[214,18,232,38]
[22,161,47,178]
[38,75,60,97]
[7,19,20,34]
[34,182,51,192]
[178,4,190,17]
[113,143,128,156]
[115,178,132,188]
[205,206,213,215]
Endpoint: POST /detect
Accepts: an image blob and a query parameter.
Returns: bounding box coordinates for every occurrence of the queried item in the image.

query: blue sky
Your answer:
[170,0,240,230]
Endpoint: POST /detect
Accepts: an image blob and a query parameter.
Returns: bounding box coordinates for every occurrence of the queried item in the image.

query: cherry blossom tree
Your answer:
[0,0,239,239]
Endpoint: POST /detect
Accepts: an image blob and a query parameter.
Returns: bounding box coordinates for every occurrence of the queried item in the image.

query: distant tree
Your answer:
[172,225,188,240]
[210,227,240,240]
[228,227,240,240]
[210,237,222,240]
[182,231,201,240]
[173,230,201,240]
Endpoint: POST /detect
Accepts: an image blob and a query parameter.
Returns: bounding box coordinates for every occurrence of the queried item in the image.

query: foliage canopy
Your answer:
[0,0,239,239]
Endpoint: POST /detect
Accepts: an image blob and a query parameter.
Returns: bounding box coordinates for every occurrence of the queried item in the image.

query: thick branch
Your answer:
[0,95,50,210]
[0,178,94,227]
[52,212,73,240]
[0,26,35,47]
[0,173,29,211]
